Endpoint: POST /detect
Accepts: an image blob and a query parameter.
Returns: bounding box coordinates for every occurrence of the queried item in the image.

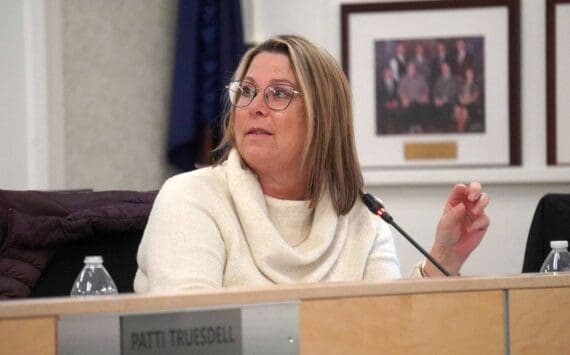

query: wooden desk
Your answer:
[1,274,569,355]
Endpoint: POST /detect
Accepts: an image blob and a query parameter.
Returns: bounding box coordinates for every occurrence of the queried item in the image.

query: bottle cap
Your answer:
[84,255,103,264]
[550,240,568,249]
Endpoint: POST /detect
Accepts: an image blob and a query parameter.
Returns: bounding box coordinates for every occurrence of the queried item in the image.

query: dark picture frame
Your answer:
[546,0,570,165]
[341,0,521,169]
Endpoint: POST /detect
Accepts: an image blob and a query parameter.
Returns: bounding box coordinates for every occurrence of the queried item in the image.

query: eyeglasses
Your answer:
[226,80,301,111]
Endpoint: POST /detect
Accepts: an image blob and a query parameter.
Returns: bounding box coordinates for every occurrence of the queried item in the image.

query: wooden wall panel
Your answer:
[510,287,570,355]
[300,290,505,355]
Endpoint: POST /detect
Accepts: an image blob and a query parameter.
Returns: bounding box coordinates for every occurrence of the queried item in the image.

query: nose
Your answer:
[248,90,269,117]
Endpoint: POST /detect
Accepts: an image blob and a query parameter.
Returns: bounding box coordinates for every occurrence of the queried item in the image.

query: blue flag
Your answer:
[168,0,245,170]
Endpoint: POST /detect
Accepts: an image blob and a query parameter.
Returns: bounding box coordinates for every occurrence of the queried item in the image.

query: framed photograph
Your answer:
[547,0,570,165]
[341,0,521,169]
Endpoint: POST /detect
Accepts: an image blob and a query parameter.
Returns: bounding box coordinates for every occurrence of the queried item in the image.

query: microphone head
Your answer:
[361,192,383,213]
[361,192,393,223]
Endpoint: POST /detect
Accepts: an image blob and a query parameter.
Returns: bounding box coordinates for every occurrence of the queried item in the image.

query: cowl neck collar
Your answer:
[225,149,350,283]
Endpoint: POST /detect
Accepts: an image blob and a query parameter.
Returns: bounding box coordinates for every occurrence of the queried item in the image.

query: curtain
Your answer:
[168,0,245,171]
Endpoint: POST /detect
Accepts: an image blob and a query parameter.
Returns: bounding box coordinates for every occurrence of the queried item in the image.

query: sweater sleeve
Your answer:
[134,175,226,293]
[363,219,402,280]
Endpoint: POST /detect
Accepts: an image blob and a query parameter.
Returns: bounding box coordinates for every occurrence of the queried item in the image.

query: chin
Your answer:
[239,147,270,170]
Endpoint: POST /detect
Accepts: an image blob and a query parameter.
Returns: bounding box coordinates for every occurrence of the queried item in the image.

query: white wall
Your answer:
[1,0,57,190]
[60,1,178,191]
[252,0,570,275]
[1,1,31,189]
[0,1,178,192]
[0,0,48,189]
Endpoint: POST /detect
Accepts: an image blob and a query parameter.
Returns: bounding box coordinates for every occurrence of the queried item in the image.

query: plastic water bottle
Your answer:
[70,256,118,296]
[539,241,570,274]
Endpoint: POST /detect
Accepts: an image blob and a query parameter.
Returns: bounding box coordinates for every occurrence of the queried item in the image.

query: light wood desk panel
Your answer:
[509,286,570,355]
[0,317,56,355]
[301,290,504,355]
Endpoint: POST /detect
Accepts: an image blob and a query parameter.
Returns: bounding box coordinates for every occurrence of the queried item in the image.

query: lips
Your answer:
[246,128,272,135]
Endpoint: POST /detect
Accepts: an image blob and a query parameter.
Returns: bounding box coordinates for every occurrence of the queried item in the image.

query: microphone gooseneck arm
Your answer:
[361,192,451,277]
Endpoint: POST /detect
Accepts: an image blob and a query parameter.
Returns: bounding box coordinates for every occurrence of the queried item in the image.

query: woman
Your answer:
[134,35,489,293]
[454,67,481,132]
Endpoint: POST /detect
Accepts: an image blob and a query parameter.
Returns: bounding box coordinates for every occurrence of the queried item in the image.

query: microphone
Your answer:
[361,192,451,276]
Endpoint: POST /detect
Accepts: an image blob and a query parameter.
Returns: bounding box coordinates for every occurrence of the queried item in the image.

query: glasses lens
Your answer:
[228,81,256,107]
[265,85,295,110]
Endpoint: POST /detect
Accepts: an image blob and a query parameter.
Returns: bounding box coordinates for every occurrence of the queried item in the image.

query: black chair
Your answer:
[522,194,570,272]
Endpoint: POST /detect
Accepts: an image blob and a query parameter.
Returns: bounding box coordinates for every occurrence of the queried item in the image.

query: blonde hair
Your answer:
[215,35,363,215]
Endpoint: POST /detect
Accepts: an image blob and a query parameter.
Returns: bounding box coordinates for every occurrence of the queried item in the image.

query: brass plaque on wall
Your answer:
[404,142,458,160]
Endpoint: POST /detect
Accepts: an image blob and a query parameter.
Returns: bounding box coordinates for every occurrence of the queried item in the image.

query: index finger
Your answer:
[445,183,468,208]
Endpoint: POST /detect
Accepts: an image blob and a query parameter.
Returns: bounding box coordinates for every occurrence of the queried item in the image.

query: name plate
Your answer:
[121,309,241,355]
[58,302,299,355]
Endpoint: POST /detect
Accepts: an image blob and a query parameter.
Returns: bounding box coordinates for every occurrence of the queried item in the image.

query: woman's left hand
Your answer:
[423,181,490,276]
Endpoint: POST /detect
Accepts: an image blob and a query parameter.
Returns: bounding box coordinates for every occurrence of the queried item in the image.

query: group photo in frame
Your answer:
[341,0,521,169]
[374,36,486,136]
[547,0,570,165]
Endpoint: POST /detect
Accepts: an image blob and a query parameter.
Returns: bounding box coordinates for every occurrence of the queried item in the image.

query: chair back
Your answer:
[522,194,570,272]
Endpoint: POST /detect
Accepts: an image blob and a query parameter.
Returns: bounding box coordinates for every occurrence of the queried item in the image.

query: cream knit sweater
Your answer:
[134,150,402,293]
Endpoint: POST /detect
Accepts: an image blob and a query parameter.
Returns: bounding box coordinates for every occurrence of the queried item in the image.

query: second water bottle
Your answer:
[539,240,570,274]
